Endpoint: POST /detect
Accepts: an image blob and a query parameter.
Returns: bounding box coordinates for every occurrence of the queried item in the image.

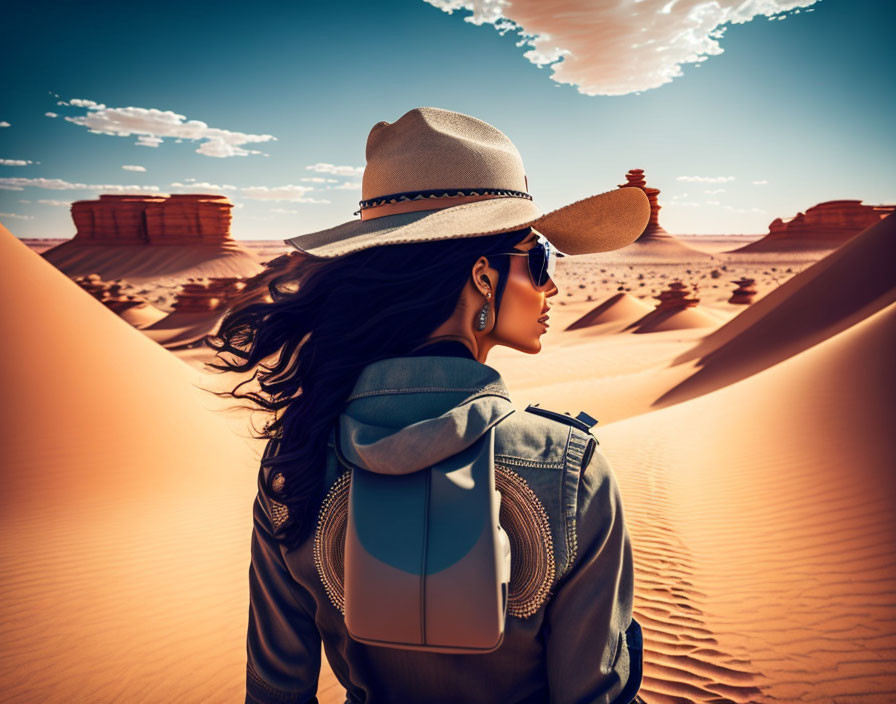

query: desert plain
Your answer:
[1,206,894,703]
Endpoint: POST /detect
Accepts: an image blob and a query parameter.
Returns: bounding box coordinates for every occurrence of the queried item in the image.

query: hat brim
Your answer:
[283,186,650,258]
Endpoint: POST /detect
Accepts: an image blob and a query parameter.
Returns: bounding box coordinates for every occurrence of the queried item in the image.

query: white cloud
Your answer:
[169,181,237,191]
[300,176,339,183]
[705,200,721,206]
[122,164,146,172]
[676,175,735,183]
[45,112,58,118]
[666,200,701,208]
[0,212,35,220]
[423,0,820,95]
[70,98,106,109]
[305,163,364,177]
[0,121,10,128]
[0,159,33,166]
[271,208,300,215]
[242,185,330,203]
[703,188,726,194]
[136,135,163,148]
[0,176,161,193]
[37,199,71,207]
[62,98,276,158]
[332,181,362,190]
[752,179,769,185]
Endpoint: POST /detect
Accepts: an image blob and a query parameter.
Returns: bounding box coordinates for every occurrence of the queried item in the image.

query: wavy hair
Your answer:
[204,226,532,551]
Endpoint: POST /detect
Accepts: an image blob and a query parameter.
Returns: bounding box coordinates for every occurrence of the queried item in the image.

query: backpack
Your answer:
[335,420,511,654]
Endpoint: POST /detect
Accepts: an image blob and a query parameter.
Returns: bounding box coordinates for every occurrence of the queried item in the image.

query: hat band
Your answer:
[356,187,532,221]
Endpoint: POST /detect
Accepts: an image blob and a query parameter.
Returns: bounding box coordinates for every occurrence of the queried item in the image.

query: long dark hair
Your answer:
[204,226,531,551]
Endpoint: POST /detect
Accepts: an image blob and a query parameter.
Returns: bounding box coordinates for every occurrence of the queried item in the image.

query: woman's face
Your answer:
[487,230,558,354]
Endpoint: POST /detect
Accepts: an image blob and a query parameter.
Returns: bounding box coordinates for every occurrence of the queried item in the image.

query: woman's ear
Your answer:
[472,257,493,293]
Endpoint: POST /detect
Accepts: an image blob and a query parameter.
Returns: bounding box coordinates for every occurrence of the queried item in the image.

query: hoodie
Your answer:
[246,344,643,704]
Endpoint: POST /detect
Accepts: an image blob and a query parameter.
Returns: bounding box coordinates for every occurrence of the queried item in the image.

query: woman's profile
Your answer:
[207,107,650,704]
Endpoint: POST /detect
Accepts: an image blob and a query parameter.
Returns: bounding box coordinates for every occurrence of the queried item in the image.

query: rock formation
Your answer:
[626,279,718,333]
[729,277,758,305]
[610,170,711,259]
[730,200,895,253]
[43,193,263,281]
[170,276,247,313]
[618,169,666,237]
[653,280,700,311]
[70,194,234,245]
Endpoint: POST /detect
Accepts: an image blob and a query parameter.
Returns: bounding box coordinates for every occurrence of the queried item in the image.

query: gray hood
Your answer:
[335,355,516,475]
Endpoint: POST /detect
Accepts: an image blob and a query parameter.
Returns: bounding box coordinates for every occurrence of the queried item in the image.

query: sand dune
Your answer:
[627,306,720,334]
[42,240,263,282]
[566,292,655,330]
[656,213,896,406]
[118,300,169,329]
[140,310,226,349]
[4,218,893,704]
[616,233,716,260]
[0,224,279,702]
[602,299,896,703]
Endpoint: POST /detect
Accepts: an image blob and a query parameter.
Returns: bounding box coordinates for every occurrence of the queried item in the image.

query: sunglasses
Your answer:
[491,232,558,289]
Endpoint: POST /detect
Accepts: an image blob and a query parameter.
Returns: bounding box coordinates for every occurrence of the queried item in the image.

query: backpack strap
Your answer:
[524,403,599,442]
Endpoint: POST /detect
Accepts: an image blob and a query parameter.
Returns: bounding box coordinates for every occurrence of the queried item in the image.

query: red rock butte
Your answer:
[42,193,263,281]
[731,199,895,253]
[71,194,234,245]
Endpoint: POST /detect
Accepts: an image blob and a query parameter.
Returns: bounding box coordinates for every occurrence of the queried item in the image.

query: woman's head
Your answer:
[205,225,559,549]
[419,227,559,361]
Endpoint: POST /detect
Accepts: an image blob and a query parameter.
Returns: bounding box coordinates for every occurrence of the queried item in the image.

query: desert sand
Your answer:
[1,215,894,703]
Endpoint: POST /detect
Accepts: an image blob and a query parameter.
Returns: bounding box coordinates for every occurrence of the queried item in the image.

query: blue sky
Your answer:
[1,0,893,238]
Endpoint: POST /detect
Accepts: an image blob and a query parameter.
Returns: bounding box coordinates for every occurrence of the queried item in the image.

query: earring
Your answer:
[476,290,492,331]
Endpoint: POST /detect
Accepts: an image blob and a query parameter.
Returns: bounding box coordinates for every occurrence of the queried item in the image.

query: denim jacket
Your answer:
[246,341,643,704]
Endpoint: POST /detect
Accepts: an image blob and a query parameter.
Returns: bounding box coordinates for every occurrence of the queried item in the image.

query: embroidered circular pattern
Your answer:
[494,464,556,618]
[313,470,351,614]
[313,466,555,619]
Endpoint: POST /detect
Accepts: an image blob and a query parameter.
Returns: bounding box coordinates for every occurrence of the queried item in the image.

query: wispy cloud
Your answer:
[169,181,237,191]
[0,121,10,128]
[0,212,35,220]
[122,164,146,172]
[423,0,819,95]
[45,112,58,118]
[0,159,34,166]
[752,179,769,185]
[703,188,726,195]
[61,97,277,158]
[300,176,339,183]
[37,199,71,207]
[306,163,364,177]
[676,175,735,183]
[332,181,361,190]
[242,185,331,203]
[0,176,160,193]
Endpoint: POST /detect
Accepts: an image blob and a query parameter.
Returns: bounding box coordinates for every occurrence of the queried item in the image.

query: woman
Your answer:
[208,107,650,704]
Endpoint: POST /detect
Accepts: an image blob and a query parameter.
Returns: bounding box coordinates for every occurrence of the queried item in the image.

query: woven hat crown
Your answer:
[362,107,528,202]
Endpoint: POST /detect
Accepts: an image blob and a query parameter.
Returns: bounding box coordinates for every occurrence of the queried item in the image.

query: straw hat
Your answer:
[284,107,650,259]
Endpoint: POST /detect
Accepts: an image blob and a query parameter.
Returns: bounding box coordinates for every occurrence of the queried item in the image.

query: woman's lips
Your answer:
[538,316,550,328]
